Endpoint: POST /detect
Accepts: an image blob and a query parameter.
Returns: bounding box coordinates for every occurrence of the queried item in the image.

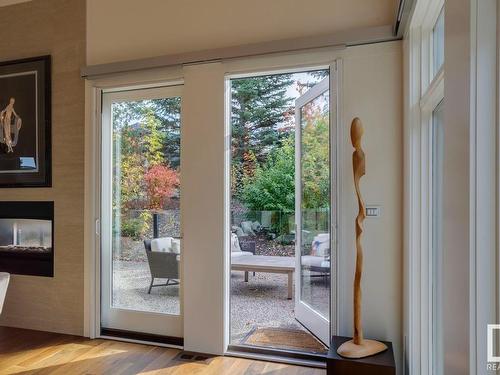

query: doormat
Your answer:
[241,327,328,354]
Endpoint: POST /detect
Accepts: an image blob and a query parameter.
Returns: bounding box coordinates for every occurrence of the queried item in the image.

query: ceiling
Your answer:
[87,0,399,65]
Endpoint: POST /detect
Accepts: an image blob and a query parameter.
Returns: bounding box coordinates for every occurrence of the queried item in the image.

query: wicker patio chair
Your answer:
[143,239,180,294]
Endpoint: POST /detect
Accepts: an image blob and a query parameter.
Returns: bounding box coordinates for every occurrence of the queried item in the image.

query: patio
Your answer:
[112,258,329,351]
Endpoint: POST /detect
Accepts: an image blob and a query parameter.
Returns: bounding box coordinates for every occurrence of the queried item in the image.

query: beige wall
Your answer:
[0,0,86,335]
[86,0,397,65]
[340,42,403,366]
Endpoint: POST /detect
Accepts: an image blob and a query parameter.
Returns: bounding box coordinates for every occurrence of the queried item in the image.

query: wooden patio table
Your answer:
[231,255,295,299]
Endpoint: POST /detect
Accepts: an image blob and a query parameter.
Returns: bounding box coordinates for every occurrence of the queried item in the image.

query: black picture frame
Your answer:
[0,55,51,187]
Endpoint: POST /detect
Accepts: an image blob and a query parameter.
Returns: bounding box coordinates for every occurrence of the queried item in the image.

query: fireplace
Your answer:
[0,202,54,277]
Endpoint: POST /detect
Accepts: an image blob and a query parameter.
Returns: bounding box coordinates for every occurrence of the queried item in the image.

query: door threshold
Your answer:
[226,344,326,368]
[100,327,183,349]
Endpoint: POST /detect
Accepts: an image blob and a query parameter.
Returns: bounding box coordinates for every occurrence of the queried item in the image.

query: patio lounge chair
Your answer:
[301,233,330,276]
[230,232,254,258]
[144,238,180,294]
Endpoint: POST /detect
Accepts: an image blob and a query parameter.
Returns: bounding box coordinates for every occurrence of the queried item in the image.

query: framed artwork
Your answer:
[0,55,51,187]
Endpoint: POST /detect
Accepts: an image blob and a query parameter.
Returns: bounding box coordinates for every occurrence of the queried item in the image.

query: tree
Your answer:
[240,111,330,213]
[112,97,181,168]
[113,109,169,209]
[231,74,294,165]
[241,136,295,213]
[301,113,330,209]
[144,164,180,210]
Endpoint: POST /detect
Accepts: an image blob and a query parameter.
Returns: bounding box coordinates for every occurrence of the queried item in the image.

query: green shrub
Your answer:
[121,218,143,240]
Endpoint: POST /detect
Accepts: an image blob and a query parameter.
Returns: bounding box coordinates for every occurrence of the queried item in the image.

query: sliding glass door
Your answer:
[100,85,183,339]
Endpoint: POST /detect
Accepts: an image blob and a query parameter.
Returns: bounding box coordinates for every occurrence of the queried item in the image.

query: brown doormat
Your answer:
[241,327,328,354]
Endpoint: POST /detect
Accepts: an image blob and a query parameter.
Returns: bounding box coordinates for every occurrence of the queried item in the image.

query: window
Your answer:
[432,9,444,75]
[405,0,445,373]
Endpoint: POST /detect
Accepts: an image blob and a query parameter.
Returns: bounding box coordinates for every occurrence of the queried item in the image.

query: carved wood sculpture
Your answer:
[337,118,387,359]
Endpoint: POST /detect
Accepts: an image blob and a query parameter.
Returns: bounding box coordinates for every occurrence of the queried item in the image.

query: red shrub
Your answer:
[144,165,179,210]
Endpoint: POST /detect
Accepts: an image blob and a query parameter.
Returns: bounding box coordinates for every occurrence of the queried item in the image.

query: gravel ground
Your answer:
[112,259,329,345]
[112,260,180,315]
[230,271,329,343]
[230,271,304,343]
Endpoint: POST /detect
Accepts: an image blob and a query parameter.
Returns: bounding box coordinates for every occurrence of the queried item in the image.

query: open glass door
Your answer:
[100,85,183,341]
[294,77,331,345]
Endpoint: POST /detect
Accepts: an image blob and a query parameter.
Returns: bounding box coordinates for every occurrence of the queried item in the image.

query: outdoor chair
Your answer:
[301,233,330,282]
[144,238,180,294]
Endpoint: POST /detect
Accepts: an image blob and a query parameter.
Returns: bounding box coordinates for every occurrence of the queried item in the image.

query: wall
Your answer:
[86,0,397,65]
[0,0,86,335]
[340,41,403,366]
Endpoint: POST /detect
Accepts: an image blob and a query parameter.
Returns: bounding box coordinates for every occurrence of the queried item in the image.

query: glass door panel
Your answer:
[294,77,331,345]
[100,85,183,338]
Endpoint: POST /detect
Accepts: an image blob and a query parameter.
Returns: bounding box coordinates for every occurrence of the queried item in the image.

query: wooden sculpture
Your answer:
[337,118,387,359]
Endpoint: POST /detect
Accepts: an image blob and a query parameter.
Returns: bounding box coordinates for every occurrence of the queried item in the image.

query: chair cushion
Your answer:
[151,237,173,252]
[171,239,181,254]
[231,233,241,252]
[311,233,330,257]
[302,255,329,269]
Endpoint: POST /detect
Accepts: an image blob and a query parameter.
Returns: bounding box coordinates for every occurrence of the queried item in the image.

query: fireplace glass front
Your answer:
[0,201,54,277]
[0,219,52,253]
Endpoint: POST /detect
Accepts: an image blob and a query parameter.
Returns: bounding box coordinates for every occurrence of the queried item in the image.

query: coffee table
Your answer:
[231,255,295,299]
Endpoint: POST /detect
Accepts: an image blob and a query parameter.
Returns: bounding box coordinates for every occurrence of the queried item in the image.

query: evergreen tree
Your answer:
[112,97,181,168]
[231,74,294,166]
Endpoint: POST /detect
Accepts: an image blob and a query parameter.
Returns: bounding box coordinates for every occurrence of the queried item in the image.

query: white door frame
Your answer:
[100,85,183,338]
[224,57,341,352]
[294,76,331,346]
[83,66,184,342]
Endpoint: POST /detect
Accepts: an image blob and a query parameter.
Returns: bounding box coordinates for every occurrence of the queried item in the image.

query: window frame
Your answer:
[404,0,444,373]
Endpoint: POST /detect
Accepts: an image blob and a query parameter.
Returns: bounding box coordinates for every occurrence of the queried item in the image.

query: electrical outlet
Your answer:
[365,206,381,217]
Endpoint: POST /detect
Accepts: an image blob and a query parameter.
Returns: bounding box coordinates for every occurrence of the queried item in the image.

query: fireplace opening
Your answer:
[0,202,54,277]
[0,219,52,253]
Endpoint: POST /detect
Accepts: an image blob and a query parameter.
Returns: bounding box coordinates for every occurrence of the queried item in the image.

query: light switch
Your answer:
[365,206,381,217]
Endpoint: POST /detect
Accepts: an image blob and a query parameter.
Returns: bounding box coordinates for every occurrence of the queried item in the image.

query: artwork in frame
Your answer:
[0,55,51,187]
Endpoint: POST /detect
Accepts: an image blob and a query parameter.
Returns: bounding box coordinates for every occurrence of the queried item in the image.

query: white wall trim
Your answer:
[84,82,101,339]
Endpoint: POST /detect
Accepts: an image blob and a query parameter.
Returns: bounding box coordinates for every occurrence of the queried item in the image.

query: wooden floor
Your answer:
[0,327,325,374]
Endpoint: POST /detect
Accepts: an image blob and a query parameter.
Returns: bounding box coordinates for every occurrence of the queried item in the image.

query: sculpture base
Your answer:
[337,338,387,359]
[327,336,395,375]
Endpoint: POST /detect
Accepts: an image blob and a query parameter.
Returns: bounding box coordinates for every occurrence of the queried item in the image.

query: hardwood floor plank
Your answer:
[0,327,325,375]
